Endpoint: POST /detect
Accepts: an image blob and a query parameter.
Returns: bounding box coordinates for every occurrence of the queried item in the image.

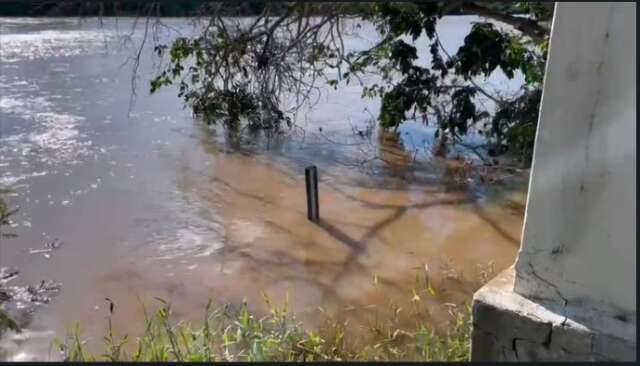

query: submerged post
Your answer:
[305,165,319,222]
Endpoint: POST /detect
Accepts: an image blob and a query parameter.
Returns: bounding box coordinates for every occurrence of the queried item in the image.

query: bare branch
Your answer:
[460,2,550,41]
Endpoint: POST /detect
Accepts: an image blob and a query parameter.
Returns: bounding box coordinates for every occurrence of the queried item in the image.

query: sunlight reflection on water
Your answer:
[0,16,528,361]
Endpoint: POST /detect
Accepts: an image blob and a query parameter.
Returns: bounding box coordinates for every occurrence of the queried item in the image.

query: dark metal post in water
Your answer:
[305,165,319,222]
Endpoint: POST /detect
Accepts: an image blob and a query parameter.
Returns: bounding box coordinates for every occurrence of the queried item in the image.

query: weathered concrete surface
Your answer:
[514,2,636,317]
[470,2,636,361]
[471,268,636,361]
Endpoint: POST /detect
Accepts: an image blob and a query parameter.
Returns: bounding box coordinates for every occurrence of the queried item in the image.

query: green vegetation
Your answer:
[351,2,549,163]
[0,192,20,337]
[56,296,471,362]
[0,1,371,17]
[0,1,206,17]
[0,1,551,164]
[149,1,553,165]
[0,191,17,239]
[0,1,530,17]
[0,2,528,359]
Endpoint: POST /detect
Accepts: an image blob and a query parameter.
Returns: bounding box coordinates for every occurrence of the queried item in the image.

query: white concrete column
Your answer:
[514,1,636,319]
[471,2,636,361]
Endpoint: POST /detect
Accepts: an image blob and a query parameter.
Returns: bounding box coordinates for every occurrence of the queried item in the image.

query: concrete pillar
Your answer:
[471,2,636,362]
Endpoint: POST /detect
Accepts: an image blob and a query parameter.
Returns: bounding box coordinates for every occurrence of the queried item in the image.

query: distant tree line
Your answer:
[0,1,375,17]
[0,1,524,17]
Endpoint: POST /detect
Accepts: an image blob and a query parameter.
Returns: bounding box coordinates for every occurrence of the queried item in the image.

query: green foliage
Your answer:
[0,1,266,17]
[56,296,472,362]
[490,89,542,160]
[147,2,551,165]
[0,191,20,337]
[149,16,297,130]
[512,2,554,22]
[150,35,266,128]
[0,191,18,240]
[0,310,21,338]
[455,23,522,79]
[347,2,550,164]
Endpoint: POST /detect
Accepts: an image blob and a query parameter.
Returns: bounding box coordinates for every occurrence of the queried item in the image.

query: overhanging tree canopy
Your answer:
[150,1,552,165]
[2,1,551,165]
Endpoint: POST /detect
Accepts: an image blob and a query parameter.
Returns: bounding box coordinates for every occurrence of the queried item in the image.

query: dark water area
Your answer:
[0,17,527,360]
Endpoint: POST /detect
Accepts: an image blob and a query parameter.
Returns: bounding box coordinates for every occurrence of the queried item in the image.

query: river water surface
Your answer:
[0,17,527,360]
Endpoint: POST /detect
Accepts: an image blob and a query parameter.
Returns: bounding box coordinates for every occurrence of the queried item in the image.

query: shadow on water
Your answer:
[0,16,531,360]
[109,107,527,347]
[471,202,521,246]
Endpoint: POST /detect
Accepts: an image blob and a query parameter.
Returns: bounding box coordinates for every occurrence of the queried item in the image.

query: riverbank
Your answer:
[58,296,471,362]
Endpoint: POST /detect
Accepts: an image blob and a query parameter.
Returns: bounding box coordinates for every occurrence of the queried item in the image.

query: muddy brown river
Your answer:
[0,17,527,360]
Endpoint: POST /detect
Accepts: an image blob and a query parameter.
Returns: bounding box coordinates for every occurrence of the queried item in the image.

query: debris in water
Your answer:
[27,238,63,258]
[0,268,19,284]
[0,267,62,329]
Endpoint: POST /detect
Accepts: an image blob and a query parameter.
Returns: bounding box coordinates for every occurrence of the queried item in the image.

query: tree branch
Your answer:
[433,29,501,104]
[459,2,550,41]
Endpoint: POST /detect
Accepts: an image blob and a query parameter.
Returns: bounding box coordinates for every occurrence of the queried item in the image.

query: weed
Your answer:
[56,294,471,362]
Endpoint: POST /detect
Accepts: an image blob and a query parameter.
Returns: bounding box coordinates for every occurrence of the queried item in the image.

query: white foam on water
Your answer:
[153,226,224,261]
[229,219,265,244]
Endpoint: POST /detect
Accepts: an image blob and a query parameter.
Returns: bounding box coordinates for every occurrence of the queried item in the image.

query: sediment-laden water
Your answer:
[0,16,527,360]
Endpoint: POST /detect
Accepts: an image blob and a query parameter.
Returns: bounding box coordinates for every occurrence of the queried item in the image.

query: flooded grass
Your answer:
[56,295,471,362]
[0,193,18,337]
[1,193,61,359]
[56,267,479,362]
